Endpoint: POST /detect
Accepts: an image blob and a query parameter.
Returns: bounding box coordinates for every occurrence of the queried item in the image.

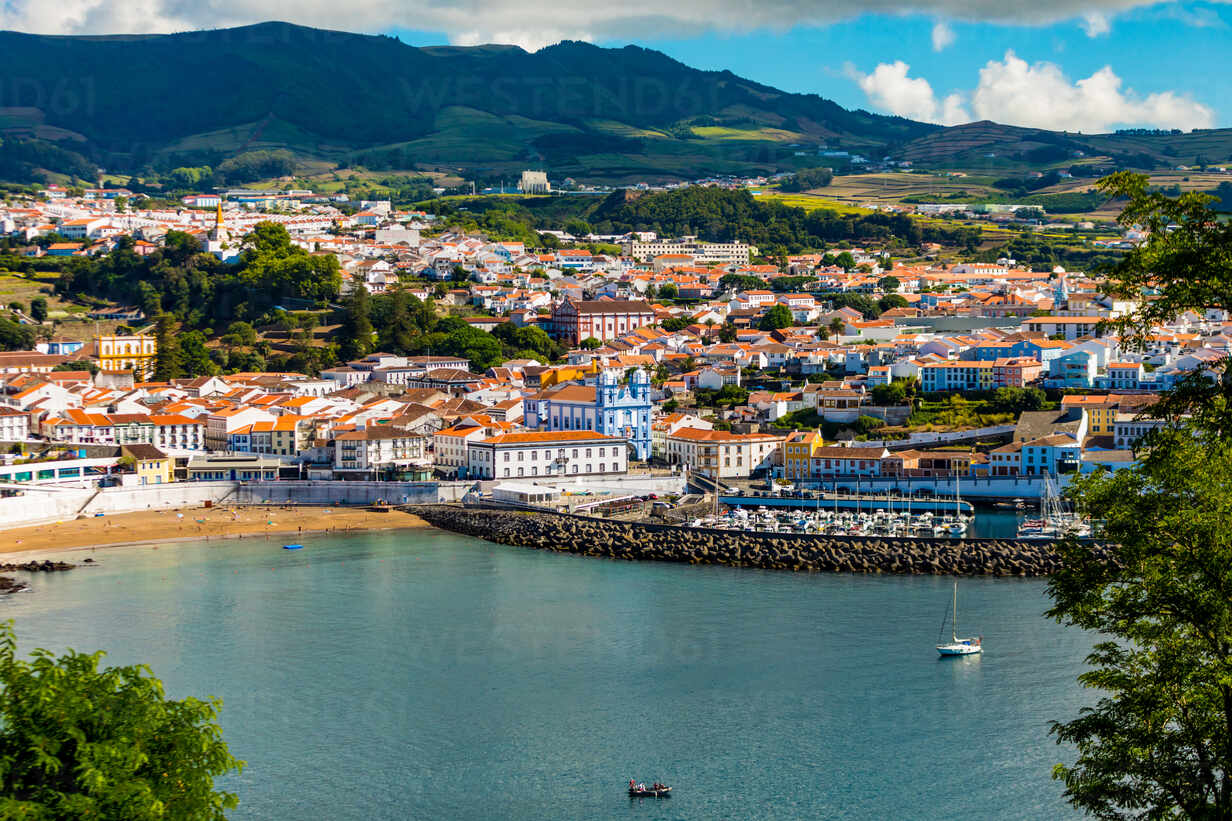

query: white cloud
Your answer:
[0,0,1227,48]
[931,21,956,51]
[970,51,1214,131]
[851,50,1215,132]
[1080,11,1111,35]
[848,61,970,125]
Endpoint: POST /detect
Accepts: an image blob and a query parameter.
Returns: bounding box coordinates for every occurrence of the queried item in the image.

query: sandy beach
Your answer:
[0,505,430,554]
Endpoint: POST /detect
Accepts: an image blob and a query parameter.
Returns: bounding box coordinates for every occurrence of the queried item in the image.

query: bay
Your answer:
[1,525,1092,820]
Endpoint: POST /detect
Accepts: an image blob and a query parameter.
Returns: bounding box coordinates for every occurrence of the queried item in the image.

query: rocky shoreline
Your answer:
[0,560,76,573]
[0,560,76,595]
[412,504,1104,576]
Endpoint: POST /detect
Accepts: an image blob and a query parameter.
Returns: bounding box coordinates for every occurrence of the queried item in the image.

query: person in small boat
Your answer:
[629,779,637,791]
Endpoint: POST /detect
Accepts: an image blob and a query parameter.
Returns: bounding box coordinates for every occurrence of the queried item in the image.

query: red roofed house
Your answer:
[551,299,655,345]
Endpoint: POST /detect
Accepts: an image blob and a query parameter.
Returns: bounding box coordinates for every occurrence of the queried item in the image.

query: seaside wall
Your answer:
[235,480,474,506]
[0,483,239,528]
[0,480,473,530]
[413,504,1098,576]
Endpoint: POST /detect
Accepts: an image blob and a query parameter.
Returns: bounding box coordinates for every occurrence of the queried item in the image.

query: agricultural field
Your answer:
[815,172,1007,206]
[751,191,873,215]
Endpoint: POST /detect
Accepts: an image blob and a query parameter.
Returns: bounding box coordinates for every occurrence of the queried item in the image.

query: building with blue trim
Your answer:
[523,370,653,460]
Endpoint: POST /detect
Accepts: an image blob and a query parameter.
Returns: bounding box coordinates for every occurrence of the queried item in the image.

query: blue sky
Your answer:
[386,2,1231,133]
[5,0,1229,131]
[635,8,1230,127]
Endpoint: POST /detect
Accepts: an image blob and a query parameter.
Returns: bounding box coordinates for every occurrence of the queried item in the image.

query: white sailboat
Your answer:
[937,580,982,657]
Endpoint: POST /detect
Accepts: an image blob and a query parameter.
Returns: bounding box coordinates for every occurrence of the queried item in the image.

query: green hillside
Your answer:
[0,22,933,183]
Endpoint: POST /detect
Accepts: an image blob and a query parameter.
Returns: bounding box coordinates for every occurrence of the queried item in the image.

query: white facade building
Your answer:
[467,430,627,480]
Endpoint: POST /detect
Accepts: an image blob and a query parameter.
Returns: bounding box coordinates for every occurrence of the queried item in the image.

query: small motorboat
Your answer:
[282,544,303,550]
[628,786,672,798]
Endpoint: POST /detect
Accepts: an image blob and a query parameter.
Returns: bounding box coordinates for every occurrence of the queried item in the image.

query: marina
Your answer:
[692,504,974,538]
[704,485,977,538]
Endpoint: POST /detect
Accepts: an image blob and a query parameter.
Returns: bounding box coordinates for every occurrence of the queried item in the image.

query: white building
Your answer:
[622,237,757,265]
[467,430,627,480]
[518,171,551,195]
[0,407,30,441]
[664,428,781,479]
[334,427,426,476]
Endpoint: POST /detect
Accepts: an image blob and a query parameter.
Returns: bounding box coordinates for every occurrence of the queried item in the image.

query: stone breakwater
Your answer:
[413,505,1104,577]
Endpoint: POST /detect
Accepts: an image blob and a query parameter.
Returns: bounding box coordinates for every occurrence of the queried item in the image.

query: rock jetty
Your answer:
[0,560,74,573]
[413,504,1103,577]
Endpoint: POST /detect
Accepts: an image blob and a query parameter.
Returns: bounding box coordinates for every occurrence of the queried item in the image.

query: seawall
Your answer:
[412,504,1099,576]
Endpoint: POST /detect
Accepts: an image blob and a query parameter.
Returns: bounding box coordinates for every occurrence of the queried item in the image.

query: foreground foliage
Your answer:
[1049,173,1232,819]
[1049,431,1232,820]
[0,622,244,820]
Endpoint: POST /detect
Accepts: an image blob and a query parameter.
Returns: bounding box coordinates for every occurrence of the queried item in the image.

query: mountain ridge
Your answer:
[0,21,1228,184]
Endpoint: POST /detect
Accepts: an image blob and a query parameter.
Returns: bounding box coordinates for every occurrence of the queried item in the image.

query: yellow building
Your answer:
[1061,395,1117,435]
[781,429,825,482]
[122,444,172,485]
[97,334,157,380]
[540,361,600,387]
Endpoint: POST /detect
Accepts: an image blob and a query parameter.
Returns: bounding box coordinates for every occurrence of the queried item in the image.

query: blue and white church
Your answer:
[523,370,653,460]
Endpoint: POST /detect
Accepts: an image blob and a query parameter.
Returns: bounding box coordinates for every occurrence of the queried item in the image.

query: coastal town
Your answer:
[3,11,1232,821]
[0,179,1201,520]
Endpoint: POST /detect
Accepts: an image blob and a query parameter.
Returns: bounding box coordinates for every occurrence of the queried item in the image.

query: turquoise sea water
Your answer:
[2,526,1092,820]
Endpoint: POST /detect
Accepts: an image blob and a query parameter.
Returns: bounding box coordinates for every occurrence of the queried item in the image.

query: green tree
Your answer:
[661,317,690,332]
[384,287,417,354]
[826,293,881,319]
[0,317,35,351]
[1098,172,1232,433]
[877,294,908,313]
[828,317,846,338]
[1049,429,1232,819]
[657,283,678,301]
[718,322,738,343]
[153,313,183,381]
[719,273,765,292]
[223,321,257,347]
[0,621,243,819]
[179,331,216,377]
[1047,174,1232,819]
[340,287,374,360]
[578,337,602,350]
[759,303,793,331]
[877,275,900,292]
[870,382,908,406]
[29,297,47,323]
[992,386,1046,414]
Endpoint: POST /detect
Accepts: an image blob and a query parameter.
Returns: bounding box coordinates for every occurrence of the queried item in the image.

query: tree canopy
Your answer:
[1049,174,1232,819]
[0,621,243,819]
[758,303,793,331]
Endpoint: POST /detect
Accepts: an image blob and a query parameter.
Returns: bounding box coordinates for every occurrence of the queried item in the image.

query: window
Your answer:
[586,448,592,457]
[599,447,606,457]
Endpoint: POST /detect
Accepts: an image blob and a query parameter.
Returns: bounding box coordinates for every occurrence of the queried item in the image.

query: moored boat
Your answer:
[936,580,983,657]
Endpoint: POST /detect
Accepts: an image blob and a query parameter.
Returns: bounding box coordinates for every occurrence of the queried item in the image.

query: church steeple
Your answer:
[209,200,228,243]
